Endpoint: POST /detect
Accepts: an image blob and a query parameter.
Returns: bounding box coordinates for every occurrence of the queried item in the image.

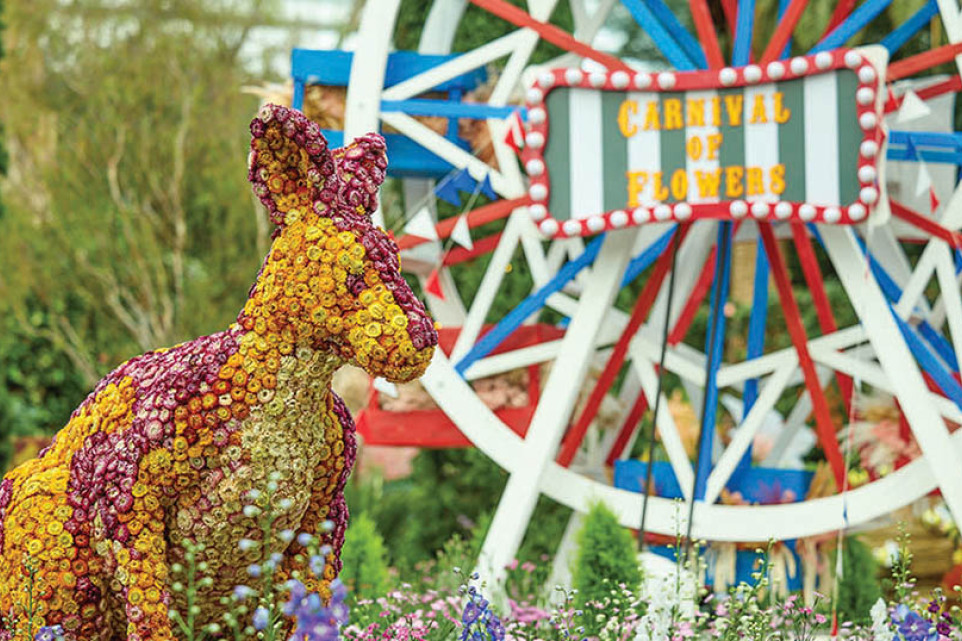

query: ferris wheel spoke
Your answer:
[704,361,798,505]
[380,112,519,196]
[933,244,962,368]
[760,0,808,64]
[449,215,526,363]
[821,224,962,523]
[809,0,892,55]
[382,31,529,102]
[627,349,696,499]
[760,223,846,487]
[763,365,834,468]
[620,0,702,70]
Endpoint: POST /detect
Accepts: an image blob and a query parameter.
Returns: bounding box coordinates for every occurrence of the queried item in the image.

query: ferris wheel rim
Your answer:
[340,0,962,550]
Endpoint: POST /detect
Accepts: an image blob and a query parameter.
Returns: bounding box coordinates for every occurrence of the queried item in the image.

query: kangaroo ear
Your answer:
[248,104,336,226]
[331,133,388,214]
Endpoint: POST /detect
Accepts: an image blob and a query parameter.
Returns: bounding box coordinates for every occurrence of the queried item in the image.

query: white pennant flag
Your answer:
[373,377,399,398]
[403,206,439,241]
[897,90,931,123]
[916,160,932,197]
[450,215,474,251]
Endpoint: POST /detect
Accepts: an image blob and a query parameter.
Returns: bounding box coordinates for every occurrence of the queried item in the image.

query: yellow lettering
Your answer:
[642,101,661,131]
[773,92,791,124]
[711,96,721,127]
[695,169,722,199]
[627,171,648,207]
[746,167,765,196]
[749,94,768,124]
[652,172,670,201]
[686,135,703,161]
[725,166,745,198]
[670,169,688,200]
[686,98,705,127]
[618,99,639,138]
[663,99,683,130]
[706,133,723,161]
[769,164,786,195]
[724,95,744,126]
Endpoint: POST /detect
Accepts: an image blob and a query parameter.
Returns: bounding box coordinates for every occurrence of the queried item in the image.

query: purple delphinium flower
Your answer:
[283,578,349,641]
[34,626,64,641]
[892,604,938,641]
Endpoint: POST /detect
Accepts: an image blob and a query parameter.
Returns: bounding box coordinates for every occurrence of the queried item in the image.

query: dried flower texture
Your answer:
[0,104,437,641]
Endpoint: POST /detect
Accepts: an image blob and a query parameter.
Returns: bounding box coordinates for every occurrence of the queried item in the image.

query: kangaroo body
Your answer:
[0,105,437,641]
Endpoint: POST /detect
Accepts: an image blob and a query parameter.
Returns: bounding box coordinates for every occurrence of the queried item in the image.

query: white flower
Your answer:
[870,598,895,641]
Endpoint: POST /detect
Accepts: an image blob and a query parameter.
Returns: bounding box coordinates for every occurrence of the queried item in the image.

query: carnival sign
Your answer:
[521,49,888,238]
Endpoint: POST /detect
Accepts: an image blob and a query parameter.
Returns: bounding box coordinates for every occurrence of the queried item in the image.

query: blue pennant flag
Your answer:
[904,136,917,160]
[480,174,498,200]
[435,179,462,207]
[451,168,477,194]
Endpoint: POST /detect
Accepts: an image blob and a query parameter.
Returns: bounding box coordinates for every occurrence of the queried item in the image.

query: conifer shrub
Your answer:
[339,513,390,603]
[571,501,643,634]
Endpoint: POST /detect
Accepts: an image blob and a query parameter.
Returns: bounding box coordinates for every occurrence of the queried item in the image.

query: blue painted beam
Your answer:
[776,0,793,59]
[810,0,893,53]
[736,236,769,477]
[381,99,524,120]
[454,235,606,376]
[888,130,962,148]
[621,0,700,70]
[621,226,679,287]
[886,148,962,165]
[694,222,734,501]
[880,0,939,55]
[732,0,756,67]
[642,0,708,69]
[890,308,962,412]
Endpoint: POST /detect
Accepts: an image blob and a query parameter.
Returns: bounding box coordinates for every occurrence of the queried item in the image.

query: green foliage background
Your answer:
[571,502,643,634]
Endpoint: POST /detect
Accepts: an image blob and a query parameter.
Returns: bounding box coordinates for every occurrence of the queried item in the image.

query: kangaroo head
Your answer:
[240,104,437,383]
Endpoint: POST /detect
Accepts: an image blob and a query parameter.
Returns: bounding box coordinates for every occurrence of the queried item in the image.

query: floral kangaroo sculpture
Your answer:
[0,104,438,640]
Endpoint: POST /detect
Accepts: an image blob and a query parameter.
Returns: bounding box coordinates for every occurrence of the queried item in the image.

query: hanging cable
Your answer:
[638,226,682,551]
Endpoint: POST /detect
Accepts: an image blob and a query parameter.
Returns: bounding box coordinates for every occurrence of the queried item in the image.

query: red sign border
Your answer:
[520,49,886,238]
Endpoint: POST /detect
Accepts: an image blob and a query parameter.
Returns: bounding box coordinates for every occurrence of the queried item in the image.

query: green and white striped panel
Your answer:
[543,69,861,221]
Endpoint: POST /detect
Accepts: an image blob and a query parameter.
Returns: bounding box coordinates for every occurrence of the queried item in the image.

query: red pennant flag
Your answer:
[503,111,525,155]
[425,269,445,300]
[931,186,941,214]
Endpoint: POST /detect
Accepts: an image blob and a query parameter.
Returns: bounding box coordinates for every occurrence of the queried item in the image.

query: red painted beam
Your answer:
[468,0,632,72]
[760,0,810,65]
[884,76,962,113]
[888,41,962,82]
[557,224,691,467]
[396,197,525,251]
[890,200,962,248]
[760,224,846,489]
[690,0,726,69]
[790,223,854,414]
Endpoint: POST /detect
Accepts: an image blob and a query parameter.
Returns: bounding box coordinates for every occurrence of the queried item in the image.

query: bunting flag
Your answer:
[897,89,932,123]
[373,377,399,398]
[480,174,498,200]
[916,160,932,197]
[436,180,462,207]
[451,168,477,193]
[504,110,526,154]
[451,215,474,250]
[425,268,445,300]
[403,207,439,241]
[930,186,941,214]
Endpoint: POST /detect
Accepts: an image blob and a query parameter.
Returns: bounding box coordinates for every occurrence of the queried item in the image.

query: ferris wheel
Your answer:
[293,0,962,582]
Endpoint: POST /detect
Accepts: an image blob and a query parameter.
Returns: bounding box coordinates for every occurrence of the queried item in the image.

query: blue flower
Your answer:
[34,626,64,641]
[253,605,270,631]
[892,604,938,641]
